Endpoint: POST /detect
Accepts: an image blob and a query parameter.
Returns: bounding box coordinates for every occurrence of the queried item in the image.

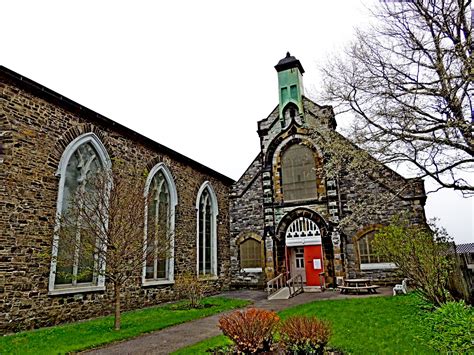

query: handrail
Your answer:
[266,273,287,297]
[286,274,304,297]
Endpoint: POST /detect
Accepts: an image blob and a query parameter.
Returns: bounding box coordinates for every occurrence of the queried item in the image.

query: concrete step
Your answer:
[268,286,291,300]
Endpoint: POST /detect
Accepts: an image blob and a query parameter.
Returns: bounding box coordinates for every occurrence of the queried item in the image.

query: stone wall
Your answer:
[337,157,427,281]
[0,73,232,333]
[229,155,265,288]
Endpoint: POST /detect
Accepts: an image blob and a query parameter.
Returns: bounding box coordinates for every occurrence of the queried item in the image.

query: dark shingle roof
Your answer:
[274,52,305,74]
[457,243,474,254]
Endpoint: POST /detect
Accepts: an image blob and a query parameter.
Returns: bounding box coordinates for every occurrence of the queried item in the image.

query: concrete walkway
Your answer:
[84,287,392,355]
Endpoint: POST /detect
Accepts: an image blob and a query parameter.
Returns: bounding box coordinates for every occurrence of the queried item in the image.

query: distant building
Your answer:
[457,243,474,271]
[0,53,426,333]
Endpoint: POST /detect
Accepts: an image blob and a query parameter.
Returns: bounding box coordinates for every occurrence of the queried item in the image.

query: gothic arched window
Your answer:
[49,133,111,294]
[143,163,177,285]
[281,144,317,201]
[196,182,218,276]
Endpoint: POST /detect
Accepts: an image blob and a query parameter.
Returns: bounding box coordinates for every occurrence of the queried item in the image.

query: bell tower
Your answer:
[274,52,305,127]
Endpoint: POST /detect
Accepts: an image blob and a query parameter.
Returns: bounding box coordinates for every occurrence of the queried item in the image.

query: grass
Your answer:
[173,293,434,354]
[0,297,250,355]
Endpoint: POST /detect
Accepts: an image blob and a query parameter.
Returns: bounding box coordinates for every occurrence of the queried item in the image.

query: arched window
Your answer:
[143,163,177,285]
[240,238,263,270]
[283,102,298,124]
[196,182,218,276]
[281,144,317,201]
[285,216,321,247]
[49,133,111,294]
[356,230,395,270]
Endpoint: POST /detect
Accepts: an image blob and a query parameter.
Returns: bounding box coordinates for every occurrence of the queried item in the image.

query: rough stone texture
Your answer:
[338,168,426,279]
[229,155,265,287]
[0,73,232,333]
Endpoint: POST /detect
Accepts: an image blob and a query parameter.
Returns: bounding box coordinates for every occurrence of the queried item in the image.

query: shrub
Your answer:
[218,308,280,353]
[174,273,208,308]
[426,300,474,353]
[372,215,454,306]
[279,315,332,355]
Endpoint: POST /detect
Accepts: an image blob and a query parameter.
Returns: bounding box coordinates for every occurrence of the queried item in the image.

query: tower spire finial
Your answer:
[274,53,305,126]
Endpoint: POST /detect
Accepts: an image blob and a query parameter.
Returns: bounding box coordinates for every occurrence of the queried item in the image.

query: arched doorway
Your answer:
[276,209,334,287]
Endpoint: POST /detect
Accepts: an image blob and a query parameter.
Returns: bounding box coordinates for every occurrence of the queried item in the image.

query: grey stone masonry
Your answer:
[229,155,265,287]
[0,68,233,333]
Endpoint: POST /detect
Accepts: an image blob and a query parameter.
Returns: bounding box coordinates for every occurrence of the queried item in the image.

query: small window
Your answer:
[283,103,298,122]
[290,84,297,99]
[357,230,386,264]
[240,239,262,269]
[281,87,288,102]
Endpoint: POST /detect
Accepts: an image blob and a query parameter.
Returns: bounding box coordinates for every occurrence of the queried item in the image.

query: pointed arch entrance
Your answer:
[275,209,334,287]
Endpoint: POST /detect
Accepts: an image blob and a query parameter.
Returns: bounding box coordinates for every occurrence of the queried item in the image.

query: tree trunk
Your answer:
[114,282,121,330]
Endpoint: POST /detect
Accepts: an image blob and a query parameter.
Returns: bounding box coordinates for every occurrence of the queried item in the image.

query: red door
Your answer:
[304,245,324,286]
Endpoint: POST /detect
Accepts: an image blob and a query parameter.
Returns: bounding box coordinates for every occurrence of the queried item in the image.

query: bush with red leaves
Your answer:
[218,308,280,353]
[279,315,332,354]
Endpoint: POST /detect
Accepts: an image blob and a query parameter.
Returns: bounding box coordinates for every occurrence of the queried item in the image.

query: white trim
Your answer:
[143,163,178,285]
[285,217,322,247]
[49,133,111,293]
[56,133,112,177]
[142,280,175,287]
[361,262,397,270]
[195,181,218,277]
[48,285,106,296]
[242,268,263,273]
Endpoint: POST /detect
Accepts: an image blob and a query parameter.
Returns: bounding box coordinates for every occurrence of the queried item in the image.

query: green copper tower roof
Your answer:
[275,52,305,127]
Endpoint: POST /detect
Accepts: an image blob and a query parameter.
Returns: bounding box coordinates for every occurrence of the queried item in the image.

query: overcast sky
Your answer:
[3,0,472,244]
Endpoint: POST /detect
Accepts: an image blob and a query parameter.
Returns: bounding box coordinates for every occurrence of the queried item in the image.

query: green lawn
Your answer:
[174,294,434,354]
[0,297,250,355]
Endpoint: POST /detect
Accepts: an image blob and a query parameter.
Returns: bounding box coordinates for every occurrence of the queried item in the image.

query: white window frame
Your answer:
[360,262,397,270]
[143,163,177,286]
[48,133,111,295]
[196,181,218,278]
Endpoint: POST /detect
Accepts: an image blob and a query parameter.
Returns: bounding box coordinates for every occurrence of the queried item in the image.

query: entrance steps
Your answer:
[268,286,291,300]
[268,285,324,300]
[267,274,305,300]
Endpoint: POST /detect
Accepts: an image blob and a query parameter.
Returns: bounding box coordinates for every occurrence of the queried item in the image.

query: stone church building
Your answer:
[0,53,426,332]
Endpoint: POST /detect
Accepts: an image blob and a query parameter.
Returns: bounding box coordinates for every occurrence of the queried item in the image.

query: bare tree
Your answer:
[312,126,424,230]
[57,165,172,330]
[321,0,473,195]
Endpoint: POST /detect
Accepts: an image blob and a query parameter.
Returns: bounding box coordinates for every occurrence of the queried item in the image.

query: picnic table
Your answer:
[337,278,380,294]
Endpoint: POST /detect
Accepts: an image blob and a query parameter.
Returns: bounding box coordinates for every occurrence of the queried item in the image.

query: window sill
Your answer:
[360,263,397,270]
[142,280,175,287]
[241,268,263,273]
[48,285,105,296]
[198,275,219,281]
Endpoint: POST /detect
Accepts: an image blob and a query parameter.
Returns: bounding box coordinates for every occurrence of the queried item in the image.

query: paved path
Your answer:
[84,287,392,355]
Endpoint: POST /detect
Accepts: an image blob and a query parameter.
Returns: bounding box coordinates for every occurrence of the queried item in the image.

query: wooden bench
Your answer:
[338,285,380,294]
